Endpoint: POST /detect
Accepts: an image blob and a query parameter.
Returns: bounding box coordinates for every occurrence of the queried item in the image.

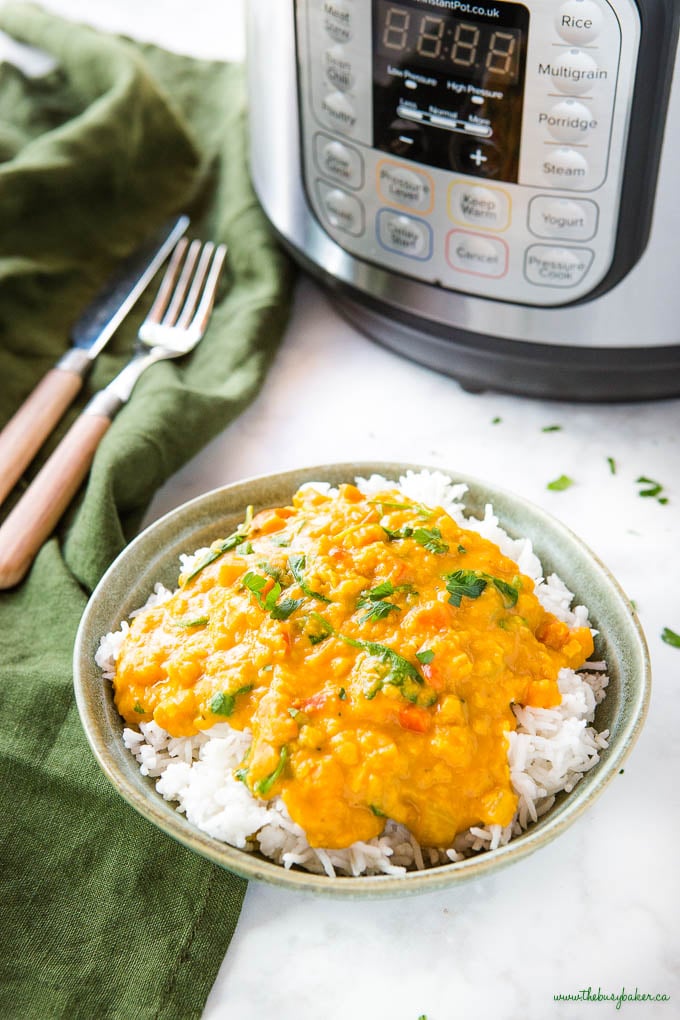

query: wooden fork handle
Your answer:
[0,349,92,507]
[0,411,111,589]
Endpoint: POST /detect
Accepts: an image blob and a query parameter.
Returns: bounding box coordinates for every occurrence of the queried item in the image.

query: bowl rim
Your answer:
[73,460,651,896]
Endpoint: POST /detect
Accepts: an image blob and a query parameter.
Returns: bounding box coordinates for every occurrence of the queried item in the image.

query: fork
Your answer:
[0,237,227,589]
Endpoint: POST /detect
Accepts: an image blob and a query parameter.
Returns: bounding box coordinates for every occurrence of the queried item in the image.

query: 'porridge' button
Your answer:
[524,244,594,286]
[446,230,508,277]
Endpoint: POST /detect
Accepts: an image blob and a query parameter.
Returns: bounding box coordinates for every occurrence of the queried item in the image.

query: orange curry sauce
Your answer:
[114,484,593,849]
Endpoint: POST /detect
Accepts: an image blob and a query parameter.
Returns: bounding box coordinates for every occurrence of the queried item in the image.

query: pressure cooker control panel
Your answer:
[295,0,641,306]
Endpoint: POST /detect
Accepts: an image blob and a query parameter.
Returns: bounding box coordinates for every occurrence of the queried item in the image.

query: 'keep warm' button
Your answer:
[525,244,593,287]
[446,230,508,278]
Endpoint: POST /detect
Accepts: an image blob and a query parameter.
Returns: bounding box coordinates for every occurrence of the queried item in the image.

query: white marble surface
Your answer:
[4,2,679,1017]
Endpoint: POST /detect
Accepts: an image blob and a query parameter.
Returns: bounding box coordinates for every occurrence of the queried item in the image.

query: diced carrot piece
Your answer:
[398,705,431,733]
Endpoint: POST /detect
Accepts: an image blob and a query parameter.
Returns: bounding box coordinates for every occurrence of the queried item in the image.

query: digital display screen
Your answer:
[372,0,529,182]
[376,2,523,84]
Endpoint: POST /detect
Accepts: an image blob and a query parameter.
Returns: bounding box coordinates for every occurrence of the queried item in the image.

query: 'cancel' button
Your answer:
[446,230,508,278]
[524,244,593,287]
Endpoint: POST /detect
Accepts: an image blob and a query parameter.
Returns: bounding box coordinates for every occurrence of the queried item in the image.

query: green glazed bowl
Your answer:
[73,462,650,897]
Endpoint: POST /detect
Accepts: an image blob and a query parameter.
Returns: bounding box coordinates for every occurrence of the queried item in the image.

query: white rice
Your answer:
[96,470,609,877]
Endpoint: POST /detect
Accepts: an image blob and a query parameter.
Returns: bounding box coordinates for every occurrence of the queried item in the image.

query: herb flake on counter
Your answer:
[547,474,574,492]
[542,424,562,432]
[607,456,617,475]
[661,627,680,648]
[636,476,668,504]
[491,417,502,424]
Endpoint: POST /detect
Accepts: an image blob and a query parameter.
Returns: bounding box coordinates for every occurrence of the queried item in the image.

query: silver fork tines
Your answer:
[139,238,227,351]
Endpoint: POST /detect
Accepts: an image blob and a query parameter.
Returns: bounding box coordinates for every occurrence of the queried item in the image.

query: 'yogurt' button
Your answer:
[316,181,365,236]
[320,91,357,133]
[524,244,594,287]
[528,196,598,241]
[542,147,590,187]
[314,134,364,189]
[550,49,605,95]
[446,230,508,278]
[448,182,510,231]
[323,2,353,44]
[539,99,597,142]
[556,0,604,45]
[377,210,432,260]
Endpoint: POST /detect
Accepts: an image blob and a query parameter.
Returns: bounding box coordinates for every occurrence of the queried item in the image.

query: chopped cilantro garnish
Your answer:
[182,506,253,584]
[253,746,289,796]
[270,597,304,620]
[457,544,467,554]
[288,553,331,603]
[416,649,434,665]
[243,571,282,612]
[661,627,680,648]
[370,499,433,518]
[176,615,209,629]
[307,611,334,645]
[133,702,145,714]
[444,570,487,607]
[356,581,415,623]
[210,685,254,717]
[547,474,574,492]
[491,576,521,608]
[383,524,414,541]
[338,634,436,706]
[412,526,449,554]
[338,687,347,700]
[359,600,401,622]
[369,804,386,818]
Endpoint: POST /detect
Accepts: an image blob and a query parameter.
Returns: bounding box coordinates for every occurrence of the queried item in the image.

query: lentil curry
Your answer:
[114,484,593,850]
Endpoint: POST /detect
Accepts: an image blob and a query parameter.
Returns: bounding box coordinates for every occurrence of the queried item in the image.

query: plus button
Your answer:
[469,148,488,168]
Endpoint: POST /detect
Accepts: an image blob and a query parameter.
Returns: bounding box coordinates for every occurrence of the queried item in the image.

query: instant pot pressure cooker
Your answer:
[246,0,680,399]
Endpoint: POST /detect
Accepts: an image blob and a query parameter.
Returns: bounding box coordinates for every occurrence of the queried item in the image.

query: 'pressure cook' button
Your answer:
[550,49,604,95]
[317,181,364,236]
[542,147,589,187]
[448,182,511,231]
[314,134,364,189]
[446,230,508,278]
[528,196,598,241]
[377,160,434,213]
[323,2,353,44]
[524,244,594,287]
[377,210,432,260]
[320,91,357,133]
[556,0,603,45]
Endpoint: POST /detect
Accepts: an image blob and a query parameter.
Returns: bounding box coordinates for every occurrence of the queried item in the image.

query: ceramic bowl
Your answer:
[73,462,650,896]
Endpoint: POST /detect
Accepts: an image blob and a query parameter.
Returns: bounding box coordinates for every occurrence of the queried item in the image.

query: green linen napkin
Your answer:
[0,5,292,1017]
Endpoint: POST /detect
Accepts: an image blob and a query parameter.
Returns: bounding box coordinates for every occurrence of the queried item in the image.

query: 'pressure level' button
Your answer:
[377,160,434,213]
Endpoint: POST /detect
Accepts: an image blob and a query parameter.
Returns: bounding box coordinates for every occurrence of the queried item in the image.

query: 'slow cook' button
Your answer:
[446,230,508,278]
[524,244,594,287]
[377,209,432,260]
[317,181,365,236]
[314,133,364,189]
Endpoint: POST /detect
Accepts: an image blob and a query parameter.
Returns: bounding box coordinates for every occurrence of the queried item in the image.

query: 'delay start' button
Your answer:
[377,209,433,260]
[446,230,508,278]
[524,244,594,286]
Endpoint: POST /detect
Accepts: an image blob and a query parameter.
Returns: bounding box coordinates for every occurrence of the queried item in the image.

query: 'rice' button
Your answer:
[316,180,365,236]
[556,1,603,45]
[524,244,594,286]
[377,210,432,260]
[320,91,357,134]
[446,230,508,278]
[314,134,364,189]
